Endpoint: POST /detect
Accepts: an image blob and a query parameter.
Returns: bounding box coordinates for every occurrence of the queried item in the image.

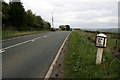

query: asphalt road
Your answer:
[2,31,70,78]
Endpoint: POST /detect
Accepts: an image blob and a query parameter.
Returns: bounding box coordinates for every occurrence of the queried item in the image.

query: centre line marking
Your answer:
[1,34,53,53]
[0,49,5,53]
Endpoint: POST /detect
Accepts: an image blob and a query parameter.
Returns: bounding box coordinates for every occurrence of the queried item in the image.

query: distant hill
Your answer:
[87,28,120,33]
[98,28,120,33]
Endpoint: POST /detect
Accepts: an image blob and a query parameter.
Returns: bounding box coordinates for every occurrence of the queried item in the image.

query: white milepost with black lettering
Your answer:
[95,33,107,64]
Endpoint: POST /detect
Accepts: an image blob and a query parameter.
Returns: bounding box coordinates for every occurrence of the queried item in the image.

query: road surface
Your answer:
[2,31,70,78]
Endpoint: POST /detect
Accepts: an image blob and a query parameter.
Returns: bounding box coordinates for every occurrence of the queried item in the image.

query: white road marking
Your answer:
[0,49,5,53]
[2,33,52,42]
[2,32,50,42]
[3,40,32,50]
[31,37,41,42]
[1,34,53,53]
[31,39,35,42]
[43,36,47,38]
[44,32,71,79]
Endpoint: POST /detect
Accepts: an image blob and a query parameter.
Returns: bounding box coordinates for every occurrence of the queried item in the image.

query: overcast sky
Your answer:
[4,0,119,29]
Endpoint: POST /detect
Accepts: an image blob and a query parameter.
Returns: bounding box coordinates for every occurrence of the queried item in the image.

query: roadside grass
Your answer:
[64,31,120,78]
[2,30,49,39]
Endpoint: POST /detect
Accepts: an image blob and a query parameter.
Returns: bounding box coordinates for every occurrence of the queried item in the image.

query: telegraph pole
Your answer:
[52,12,54,28]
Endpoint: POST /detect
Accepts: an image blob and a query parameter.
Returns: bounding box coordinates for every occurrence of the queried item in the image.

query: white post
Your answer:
[96,48,103,64]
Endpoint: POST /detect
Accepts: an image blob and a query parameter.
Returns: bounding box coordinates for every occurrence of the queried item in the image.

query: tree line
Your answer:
[2,1,51,31]
[59,25,71,31]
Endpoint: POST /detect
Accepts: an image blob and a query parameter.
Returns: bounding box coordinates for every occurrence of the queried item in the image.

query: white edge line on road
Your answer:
[44,32,71,79]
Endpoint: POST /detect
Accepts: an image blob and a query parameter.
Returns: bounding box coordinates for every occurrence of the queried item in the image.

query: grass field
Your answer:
[64,31,120,78]
[2,30,49,39]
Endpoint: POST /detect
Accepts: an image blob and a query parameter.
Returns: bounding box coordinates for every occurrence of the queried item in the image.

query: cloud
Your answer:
[4,0,119,29]
[52,2,118,28]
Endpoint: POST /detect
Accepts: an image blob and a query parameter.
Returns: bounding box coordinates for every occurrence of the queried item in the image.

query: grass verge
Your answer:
[64,31,120,78]
[2,30,49,39]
